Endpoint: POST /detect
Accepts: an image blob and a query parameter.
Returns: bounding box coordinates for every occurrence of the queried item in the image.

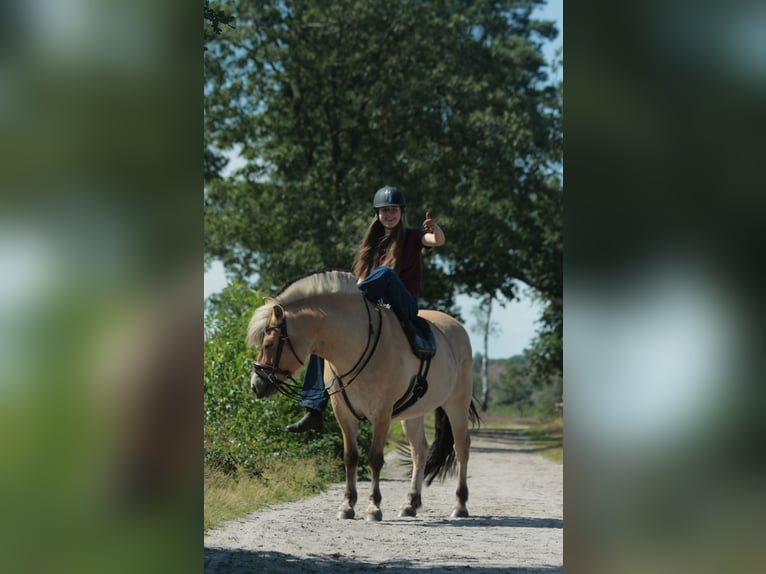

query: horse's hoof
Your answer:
[337,508,355,520]
[365,509,383,522]
[398,506,417,518]
[450,508,469,518]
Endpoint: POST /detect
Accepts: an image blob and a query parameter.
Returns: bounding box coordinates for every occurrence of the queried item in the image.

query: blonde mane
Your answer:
[246,270,358,347]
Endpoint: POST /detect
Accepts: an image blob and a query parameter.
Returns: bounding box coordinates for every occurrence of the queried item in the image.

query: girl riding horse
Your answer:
[286,185,445,433]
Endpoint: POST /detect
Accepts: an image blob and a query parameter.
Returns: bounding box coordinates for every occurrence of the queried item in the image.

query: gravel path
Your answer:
[204,428,563,573]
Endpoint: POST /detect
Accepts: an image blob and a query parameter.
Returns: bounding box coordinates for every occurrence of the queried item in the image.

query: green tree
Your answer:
[204,1,235,44]
[494,355,535,415]
[205,0,561,371]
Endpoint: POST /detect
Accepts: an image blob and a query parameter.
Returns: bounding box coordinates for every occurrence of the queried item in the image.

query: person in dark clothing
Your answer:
[285,185,445,433]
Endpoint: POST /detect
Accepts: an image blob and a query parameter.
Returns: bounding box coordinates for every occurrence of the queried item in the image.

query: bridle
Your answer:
[252,314,306,398]
[251,296,383,401]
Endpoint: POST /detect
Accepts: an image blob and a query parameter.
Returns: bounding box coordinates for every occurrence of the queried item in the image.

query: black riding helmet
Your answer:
[373,185,406,210]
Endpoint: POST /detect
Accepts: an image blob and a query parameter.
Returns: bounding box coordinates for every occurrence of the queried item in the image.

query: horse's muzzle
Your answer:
[251,374,275,398]
[250,365,281,398]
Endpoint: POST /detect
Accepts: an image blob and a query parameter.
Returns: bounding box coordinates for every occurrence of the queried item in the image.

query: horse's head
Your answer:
[246,271,358,398]
[248,301,305,398]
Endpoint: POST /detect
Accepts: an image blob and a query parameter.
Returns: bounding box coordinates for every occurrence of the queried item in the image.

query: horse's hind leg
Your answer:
[444,404,471,518]
[398,417,428,517]
[364,416,391,522]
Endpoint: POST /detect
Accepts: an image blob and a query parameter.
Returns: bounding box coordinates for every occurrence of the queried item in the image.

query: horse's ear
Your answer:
[272,304,284,322]
[264,297,274,304]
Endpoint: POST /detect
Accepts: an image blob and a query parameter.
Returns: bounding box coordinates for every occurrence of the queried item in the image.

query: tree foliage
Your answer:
[204,1,235,43]
[205,0,562,373]
[474,354,561,418]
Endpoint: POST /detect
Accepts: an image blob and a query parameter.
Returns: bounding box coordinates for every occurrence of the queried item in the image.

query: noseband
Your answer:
[252,316,305,397]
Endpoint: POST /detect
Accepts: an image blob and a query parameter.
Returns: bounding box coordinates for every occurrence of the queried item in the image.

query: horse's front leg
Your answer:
[365,416,391,522]
[398,417,428,517]
[335,414,359,520]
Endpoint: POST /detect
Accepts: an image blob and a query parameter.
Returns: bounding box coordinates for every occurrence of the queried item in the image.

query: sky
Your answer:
[540,0,563,69]
[204,0,562,359]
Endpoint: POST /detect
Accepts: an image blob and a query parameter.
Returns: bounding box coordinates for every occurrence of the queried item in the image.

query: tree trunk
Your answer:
[481,296,493,411]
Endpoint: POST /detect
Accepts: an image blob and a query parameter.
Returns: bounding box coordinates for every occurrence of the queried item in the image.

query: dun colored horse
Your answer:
[247,270,479,521]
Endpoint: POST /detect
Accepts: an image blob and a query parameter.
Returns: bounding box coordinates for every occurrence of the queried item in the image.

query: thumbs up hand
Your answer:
[423,211,435,233]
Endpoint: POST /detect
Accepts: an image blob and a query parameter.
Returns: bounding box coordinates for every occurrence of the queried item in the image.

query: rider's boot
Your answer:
[285,408,324,433]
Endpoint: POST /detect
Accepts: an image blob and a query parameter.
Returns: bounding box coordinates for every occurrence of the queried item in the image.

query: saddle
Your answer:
[402,315,436,359]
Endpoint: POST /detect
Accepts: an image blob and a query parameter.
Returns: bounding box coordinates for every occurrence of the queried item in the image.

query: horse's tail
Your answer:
[467,399,481,428]
[424,407,455,486]
[423,401,481,486]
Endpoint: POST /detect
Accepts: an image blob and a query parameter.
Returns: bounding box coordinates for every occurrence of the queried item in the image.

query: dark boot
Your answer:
[285,408,323,433]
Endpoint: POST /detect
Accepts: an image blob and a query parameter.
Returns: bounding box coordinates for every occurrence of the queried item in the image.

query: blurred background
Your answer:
[566,0,766,572]
[0,1,200,573]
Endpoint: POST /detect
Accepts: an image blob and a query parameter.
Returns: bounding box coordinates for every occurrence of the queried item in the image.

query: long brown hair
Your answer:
[352,211,408,280]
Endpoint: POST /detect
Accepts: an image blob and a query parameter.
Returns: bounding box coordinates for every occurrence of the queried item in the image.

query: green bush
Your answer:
[485,354,563,420]
[494,360,536,415]
[204,282,371,481]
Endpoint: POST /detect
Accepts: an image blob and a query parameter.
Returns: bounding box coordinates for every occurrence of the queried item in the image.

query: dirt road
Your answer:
[204,428,563,573]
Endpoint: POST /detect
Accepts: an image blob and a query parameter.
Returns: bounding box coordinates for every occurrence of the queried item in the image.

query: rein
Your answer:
[325,298,383,420]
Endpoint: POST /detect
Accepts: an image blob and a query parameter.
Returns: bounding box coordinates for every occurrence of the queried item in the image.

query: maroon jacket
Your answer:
[376,227,425,302]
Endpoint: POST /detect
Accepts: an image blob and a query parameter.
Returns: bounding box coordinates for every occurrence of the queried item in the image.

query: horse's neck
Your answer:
[298,294,370,367]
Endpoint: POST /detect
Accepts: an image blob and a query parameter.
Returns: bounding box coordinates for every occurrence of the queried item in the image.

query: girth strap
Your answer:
[335,303,434,421]
[391,355,432,417]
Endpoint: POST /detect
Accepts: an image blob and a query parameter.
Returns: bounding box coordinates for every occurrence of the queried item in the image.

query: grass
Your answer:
[204,459,331,531]
[480,404,563,463]
[517,417,563,463]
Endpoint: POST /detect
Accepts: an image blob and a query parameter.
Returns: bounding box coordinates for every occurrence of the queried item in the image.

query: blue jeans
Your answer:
[357,266,418,323]
[299,354,329,411]
[299,266,419,411]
